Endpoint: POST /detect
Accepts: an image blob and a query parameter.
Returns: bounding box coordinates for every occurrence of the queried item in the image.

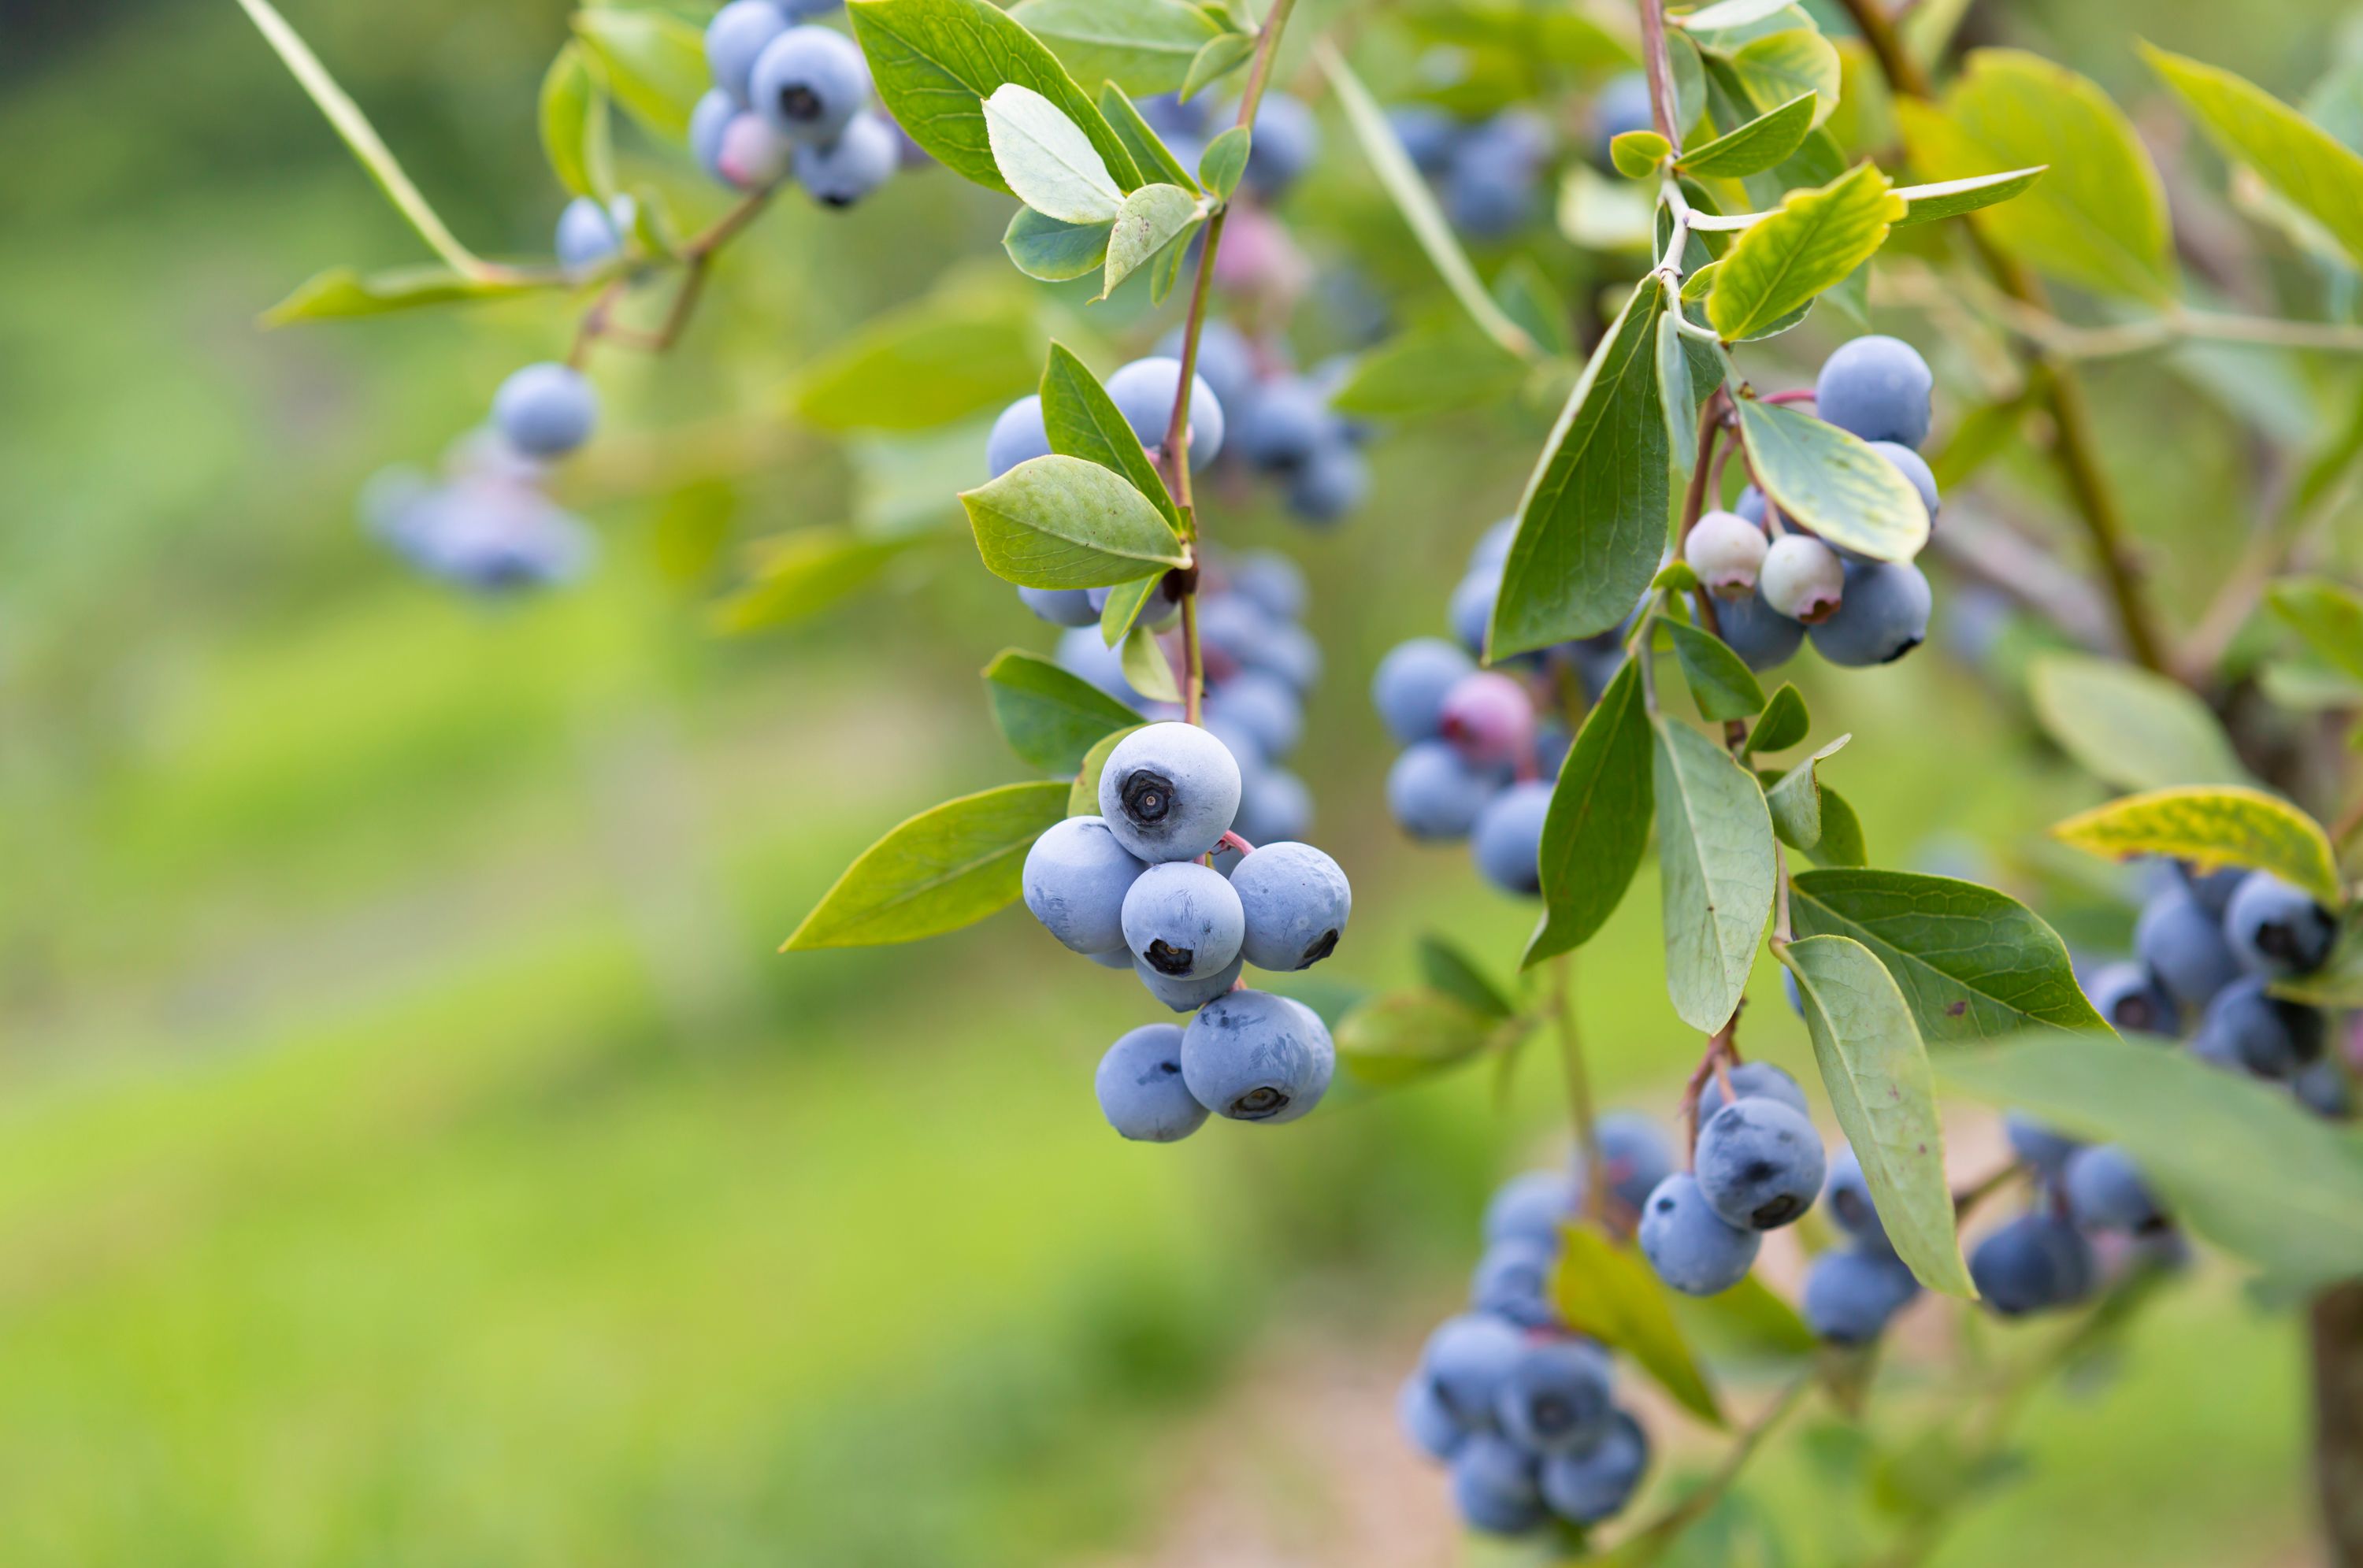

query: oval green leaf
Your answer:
[985,83,1126,222]
[960,454,1189,588]
[1040,342,1179,527]
[1102,183,1202,298]
[2051,786,2343,908]
[1667,620,1767,722]
[2142,43,2363,272]
[981,649,1143,774]
[540,42,613,200]
[1007,0,1222,96]
[1679,91,1816,179]
[572,7,705,138]
[1336,989,1508,1087]
[1654,717,1777,1033]
[1737,398,1930,562]
[2027,651,2250,792]
[1199,124,1252,199]
[1706,161,1904,342]
[785,780,1072,949]
[1552,1221,1723,1425]
[1890,165,2045,226]
[1005,207,1114,280]
[1526,659,1656,967]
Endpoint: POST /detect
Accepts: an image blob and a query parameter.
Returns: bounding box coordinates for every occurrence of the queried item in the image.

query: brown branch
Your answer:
[1636,0,1685,153]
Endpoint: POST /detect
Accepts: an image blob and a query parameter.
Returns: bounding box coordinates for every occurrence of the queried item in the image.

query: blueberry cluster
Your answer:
[688,0,900,209]
[1163,319,1371,527]
[1686,335,1941,673]
[1386,106,1556,241]
[1967,1114,2191,1318]
[1140,91,1319,207]
[1399,1138,1674,1538]
[360,363,600,592]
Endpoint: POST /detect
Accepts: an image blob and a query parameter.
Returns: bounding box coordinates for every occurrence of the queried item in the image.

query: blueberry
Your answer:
[1227,548,1306,622]
[1695,1099,1826,1230]
[1484,1169,1577,1247]
[1227,764,1313,848]
[793,109,896,206]
[1205,669,1302,760]
[2135,887,2243,1009]
[1022,815,1146,955]
[1815,335,1935,449]
[1286,440,1368,524]
[1496,1339,1613,1453]
[2224,873,2338,977]
[1451,1433,1546,1536]
[1803,1247,1920,1344]
[1694,1061,1811,1122]
[1122,861,1246,980]
[1638,1173,1760,1295]
[1055,625,1141,704]
[1716,588,1807,670]
[1471,780,1552,896]
[1017,584,1099,626]
[1157,320,1259,433]
[1180,988,1335,1122]
[1389,104,1462,174]
[391,481,594,592]
[1445,158,1538,239]
[1230,842,1350,970]
[1234,378,1335,474]
[1734,486,1768,527]
[1134,951,1243,1012]
[1595,1113,1675,1216]
[1823,1145,1894,1256]
[750,26,870,145]
[2003,1113,2080,1179]
[1387,740,1503,840]
[1098,721,1243,862]
[1138,91,1210,143]
[1106,357,1226,470]
[1538,1409,1649,1524]
[2295,1058,2355,1119]
[1471,1239,1558,1329]
[1591,72,1655,165]
[1469,516,1518,573]
[1684,510,1768,599]
[1241,91,1320,200]
[1193,592,1276,665]
[716,111,795,189]
[2178,862,2248,917]
[1399,1375,1467,1462]
[1088,946,1135,970]
[492,362,598,457]
[2063,1144,2164,1232]
[705,0,790,103]
[691,88,739,181]
[2086,959,2179,1037]
[1094,1023,1209,1142]
[1869,440,1940,522]
[1450,566,1501,655]
[1373,638,1477,743]
[1759,535,1845,623]
[2194,976,2324,1078]
[1970,1212,2094,1316]
[1809,561,1931,667]
[987,394,1052,477]
[555,195,624,271]
[1782,967,1805,1017]
[1422,1312,1524,1426]
[1440,671,1535,769]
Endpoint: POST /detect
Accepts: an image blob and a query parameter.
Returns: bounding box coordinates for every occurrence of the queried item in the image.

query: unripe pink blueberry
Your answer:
[1759,535,1846,624]
[717,113,793,190]
[1438,670,1536,769]
[1683,510,1768,599]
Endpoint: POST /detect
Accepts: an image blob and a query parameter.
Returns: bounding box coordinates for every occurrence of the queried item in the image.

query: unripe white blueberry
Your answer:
[1758,535,1846,624]
[1682,510,1768,599]
[717,113,794,190]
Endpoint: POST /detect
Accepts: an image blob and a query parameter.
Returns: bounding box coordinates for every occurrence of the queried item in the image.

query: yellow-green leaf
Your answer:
[2266,576,2363,685]
[1552,1222,1723,1425]
[1737,398,1929,561]
[1707,162,1903,341]
[1679,91,1816,179]
[1336,989,1509,1087]
[2142,43,2363,271]
[785,781,1073,949]
[262,264,553,325]
[710,528,923,634]
[2027,652,2250,792]
[573,7,707,139]
[2052,786,2342,908]
[540,42,614,200]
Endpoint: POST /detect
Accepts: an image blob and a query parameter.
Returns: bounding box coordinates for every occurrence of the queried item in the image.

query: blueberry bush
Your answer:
[239,0,2363,1555]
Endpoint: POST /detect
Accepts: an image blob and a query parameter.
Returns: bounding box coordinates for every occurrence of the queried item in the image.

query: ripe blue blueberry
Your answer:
[1471,780,1551,896]
[691,88,738,182]
[1094,1023,1209,1142]
[2004,1113,2079,1179]
[1207,669,1302,760]
[1018,584,1099,626]
[1715,588,1808,671]
[1496,1339,1613,1453]
[1226,547,1307,623]
[1803,1247,1920,1344]
[1485,1169,1576,1247]
[1469,516,1517,573]
[1106,357,1226,470]
[1638,1173,1760,1295]
[1241,91,1320,200]
[1099,721,1242,862]
[1134,951,1242,1012]
[1538,1409,1649,1524]
[1022,815,1145,955]
[2063,1144,2164,1232]
[750,26,871,145]
[1389,104,1462,174]
[1055,625,1141,704]
[2135,887,2243,1009]
[2194,976,2324,1078]
[1373,638,1478,743]
[2086,959,2178,1037]
[1181,988,1335,1122]
[1445,157,1538,239]
[1230,842,1350,971]
[1122,862,1245,980]
[986,393,1051,478]
[1422,1311,1525,1425]
[2295,1058,2355,1120]
[1695,1098,1827,1230]
[1450,565,1501,655]
[1970,1212,2094,1316]
[1452,1433,1546,1536]
[793,109,896,206]
[1809,561,1931,667]
[1822,1145,1894,1257]
[705,0,790,103]
[1157,320,1259,434]
[1286,440,1368,525]
[1471,1239,1557,1329]
[1869,440,1941,522]
[1694,1060,1811,1121]
[1236,377,1334,475]
[2179,862,2248,917]
[492,362,598,458]
[555,195,626,271]
[1228,764,1314,851]
[1388,740,1503,840]
[1399,1375,1467,1462]
[1815,335,1934,449]
[1596,1112,1675,1216]
[2224,872,2337,977]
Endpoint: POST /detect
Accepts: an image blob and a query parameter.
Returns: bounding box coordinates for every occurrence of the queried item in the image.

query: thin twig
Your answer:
[1552,956,1606,1224]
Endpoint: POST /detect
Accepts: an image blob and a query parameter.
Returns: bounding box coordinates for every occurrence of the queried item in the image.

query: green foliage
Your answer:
[1657,312,1704,471]
[1707,163,1902,342]
[791,285,1044,432]
[987,84,1130,223]
[1070,725,1144,814]
[981,650,1142,775]
[1760,736,1847,854]
[1180,31,1256,100]
[710,528,927,634]
[1890,165,2047,225]
[961,455,1190,588]
[1738,398,1930,562]
[262,265,555,325]
[1528,660,1655,967]
[1096,573,1163,643]
[1551,1221,1724,1425]
[540,43,613,201]
[1680,94,1816,180]
[1005,208,1114,281]
[1742,684,1811,756]
[1197,126,1251,198]
[1100,183,1202,298]
[1417,934,1516,1019]
[1612,129,1674,179]
[1007,0,1226,97]
[1100,83,1204,191]
[1334,988,1515,1085]
[784,781,1073,949]
[2051,787,2343,907]
[1719,28,1842,130]
[1653,716,1776,1032]
[1802,784,1869,868]
[1334,317,1530,417]
[1118,621,1183,702]
[1667,621,1768,721]
[2144,44,2363,271]
[572,8,706,139]
[2027,653,2250,792]
[2265,576,2363,684]
[1040,343,1179,526]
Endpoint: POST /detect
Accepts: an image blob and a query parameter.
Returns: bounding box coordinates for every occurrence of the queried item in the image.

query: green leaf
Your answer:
[1780,936,1975,1297]
[1788,869,2105,1043]
[1419,934,1516,1020]
[1198,124,1252,198]
[1612,129,1673,179]
[261,264,553,325]
[1706,162,1904,341]
[1004,207,1115,281]
[572,7,705,138]
[2027,652,2250,792]
[1737,398,1929,562]
[1331,315,1530,417]
[1724,28,1841,128]
[982,650,1144,774]
[1146,220,1194,305]
[2143,43,2363,271]
[1315,42,1539,362]
[1667,621,1767,721]
[1654,716,1777,1032]
[1672,1270,1818,1359]
[851,0,1141,196]
[1099,83,1203,191]
[2052,787,2343,908]
[960,454,1189,588]
[1894,50,2174,303]
[1120,621,1183,703]
[1180,30,1256,100]
[1039,343,1179,527]
[1070,725,1145,814]
[1742,683,1810,756]
[540,42,613,201]
[1527,660,1656,966]
[985,83,1126,222]
[709,528,920,634]
[1760,736,1847,852]
[1657,311,1701,472]
[232,0,483,274]
[1102,183,1202,297]
[1680,92,1816,178]
[1007,0,1222,96]
[1492,278,1671,658]
[1672,0,1798,28]
[1096,573,1163,645]
[791,284,1041,432]
[1890,166,2046,226]
[785,781,1072,949]
[2266,576,2363,684]
[1336,989,1507,1086]
[1942,1032,2363,1292]
[1808,784,1868,868]
[1552,1222,1723,1426]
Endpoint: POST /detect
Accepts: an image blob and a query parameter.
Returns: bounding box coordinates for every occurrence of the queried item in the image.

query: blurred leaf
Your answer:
[2027,652,2250,791]
[2052,786,2342,907]
[1552,1222,1723,1425]
[982,650,1144,773]
[1681,92,1816,178]
[1672,0,1797,28]
[1722,27,1841,128]
[1005,207,1115,281]
[985,83,1127,221]
[1419,935,1516,1019]
[1655,716,1776,1032]
[540,42,614,200]
[1332,316,1530,417]
[710,528,920,634]
[1119,621,1182,702]
[1099,83,1203,191]
[1070,725,1145,814]
[1493,277,1671,657]
[785,781,1072,949]
[1760,736,1848,853]
[262,264,551,325]
[1612,129,1672,179]
[573,8,705,139]
[1667,621,1767,721]
[1708,164,1902,340]
[1040,343,1179,527]
[1528,661,1655,966]
[1742,684,1810,756]
[1890,166,2046,225]
[1008,0,1222,96]
[1673,1270,1818,1358]
[1198,125,1251,198]
[650,480,736,584]
[1102,183,1201,297]
[1895,50,2174,302]
[960,454,1189,588]
[1097,573,1162,644]
[2266,576,2363,684]
[1180,31,1256,100]
[1782,935,1975,1296]
[1942,1032,2363,1292]
[1336,988,1508,1086]
[1561,162,1659,253]
[1737,398,1929,562]
[1788,869,2108,1042]
[792,285,1041,432]
[1807,784,1868,867]
[852,0,1142,195]
[2144,44,2363,270]
[1146,218,1196,304]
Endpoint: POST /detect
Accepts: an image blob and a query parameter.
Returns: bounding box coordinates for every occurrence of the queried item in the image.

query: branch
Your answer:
[1551,957,1607,1225]
[1636,0,1685,153]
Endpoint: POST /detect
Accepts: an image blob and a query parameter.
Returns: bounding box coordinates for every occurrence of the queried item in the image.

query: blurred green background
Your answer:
[0,1,2350,1562]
